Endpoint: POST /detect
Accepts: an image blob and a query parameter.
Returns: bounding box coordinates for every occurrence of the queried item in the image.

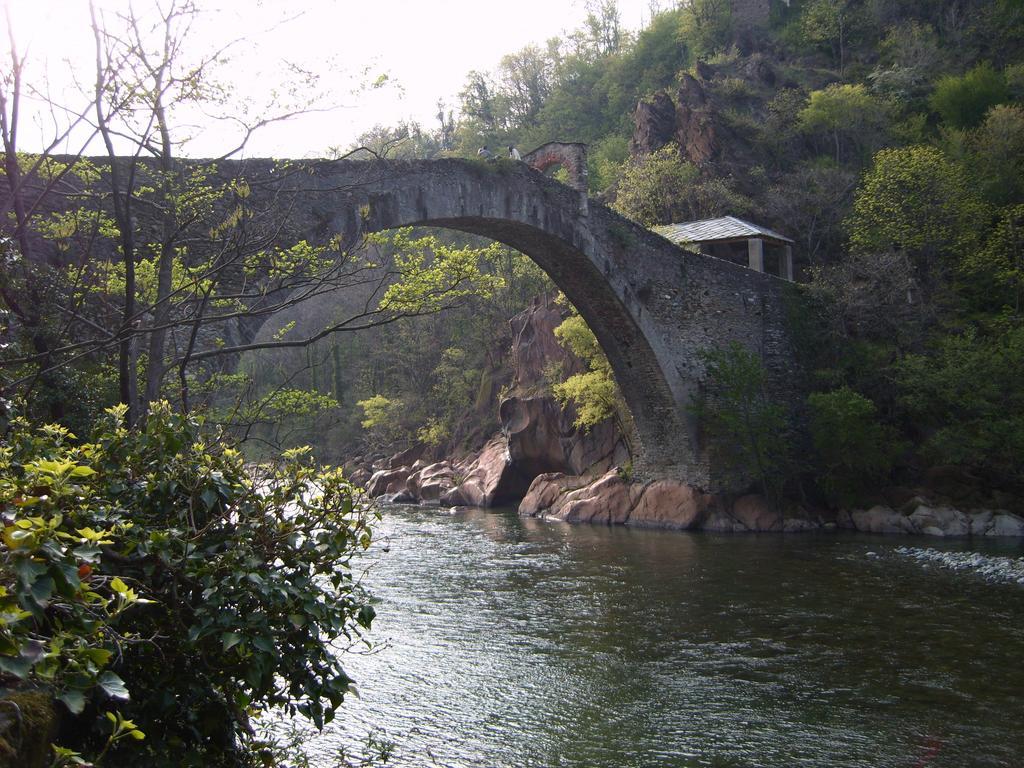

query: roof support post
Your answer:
[783,244,794,281]
[747,237,764,273]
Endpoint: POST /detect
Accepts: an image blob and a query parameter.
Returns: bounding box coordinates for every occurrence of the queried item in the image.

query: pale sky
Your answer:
[3,0,661,158]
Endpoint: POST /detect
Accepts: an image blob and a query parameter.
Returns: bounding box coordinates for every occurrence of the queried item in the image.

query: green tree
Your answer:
[897,326,1024,486]
[847,145,988,264]
[869,21,949,102]
[612,147,699,226]
[549,311,632,451]
[679,0,732,61]
[693,342,791,506]
[797,84,889,164]
[801,0,855,74]
[930,62,1010,129]
[807,387,901,506]
[961,204,1024,313]
[973,104,1024,205]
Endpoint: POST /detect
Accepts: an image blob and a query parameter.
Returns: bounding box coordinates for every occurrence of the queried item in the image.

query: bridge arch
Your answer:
[245,156,796,490]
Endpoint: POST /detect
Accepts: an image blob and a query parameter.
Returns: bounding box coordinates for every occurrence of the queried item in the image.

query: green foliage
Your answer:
[553,370,619,431]
[897,326,1024,485]
[847,145,988,263]
[0,403,376,765]
[588,135,630,192]
[930,62,1010,129]
[973,104,1024,206]
[612,147,699,226]
[869,21,948,102]
[372,229,505,313]
[553,314,604,368]
[960,204,1024,313]
[797,84,889,163]
[679,0,733,61]
[357,394,409,448]
[799,0,858,72]
[551,314,621,432]
[807,387,901,506]
[693,343,791,502]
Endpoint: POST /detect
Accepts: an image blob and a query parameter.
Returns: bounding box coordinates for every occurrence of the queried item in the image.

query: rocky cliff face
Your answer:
[631,73,720,166]
[356,295,628,508]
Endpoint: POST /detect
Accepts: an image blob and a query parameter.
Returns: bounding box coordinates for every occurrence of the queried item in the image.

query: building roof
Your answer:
[655,216,793,245]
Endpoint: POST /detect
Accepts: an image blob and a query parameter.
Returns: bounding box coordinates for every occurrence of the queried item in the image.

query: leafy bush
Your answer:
[551,315,621,431]
[0,402,376,766]
[612,147,699,226]
[693,343,792,504]
[357,393,410,449]
[897,326,1024,486]
[847,145,988,264]
[797,84,889,164]
[807,387,901,506]
[930,63,1010,129]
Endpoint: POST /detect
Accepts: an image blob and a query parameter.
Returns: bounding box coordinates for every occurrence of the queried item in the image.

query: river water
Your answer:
[298,505,1024,767]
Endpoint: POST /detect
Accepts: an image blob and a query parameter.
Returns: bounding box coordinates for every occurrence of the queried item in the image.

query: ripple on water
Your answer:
[290,507,1024,768]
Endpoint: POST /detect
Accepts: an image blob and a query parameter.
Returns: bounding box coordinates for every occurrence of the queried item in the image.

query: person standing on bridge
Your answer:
[477,145,494,160]
[508,145,522,160]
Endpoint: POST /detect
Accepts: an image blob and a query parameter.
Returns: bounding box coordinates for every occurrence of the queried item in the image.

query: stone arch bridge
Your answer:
[233,147,797,492]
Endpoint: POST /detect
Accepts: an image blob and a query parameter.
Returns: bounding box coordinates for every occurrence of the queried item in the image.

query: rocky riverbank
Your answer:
[344,296,1024,538]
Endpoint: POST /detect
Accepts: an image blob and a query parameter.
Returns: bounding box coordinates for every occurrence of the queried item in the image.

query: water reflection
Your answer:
[300,505,1024,768]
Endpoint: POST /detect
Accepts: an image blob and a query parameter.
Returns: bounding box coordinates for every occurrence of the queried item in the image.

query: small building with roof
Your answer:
[655,216,794,281]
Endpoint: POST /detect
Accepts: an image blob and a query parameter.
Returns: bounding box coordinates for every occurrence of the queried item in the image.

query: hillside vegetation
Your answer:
[336,0,1024,509]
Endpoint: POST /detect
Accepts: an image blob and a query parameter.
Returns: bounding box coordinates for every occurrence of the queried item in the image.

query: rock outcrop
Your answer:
[630,91,678,155]
[674,73,718,166]
[440,436,526,508]
[630,75,719,166]
[518,471,1024,537]
[519,470,797,531]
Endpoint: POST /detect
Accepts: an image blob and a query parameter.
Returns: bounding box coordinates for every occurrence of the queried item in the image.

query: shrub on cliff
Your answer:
[0,402,375,766]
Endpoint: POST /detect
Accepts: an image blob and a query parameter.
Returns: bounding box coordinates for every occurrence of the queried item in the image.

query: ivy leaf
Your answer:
[30,576,55,608]
[58,688,87,714]
[97,671,130,701]
[0,655,31,679]
[201,487,219,511]
[221,632,243,652]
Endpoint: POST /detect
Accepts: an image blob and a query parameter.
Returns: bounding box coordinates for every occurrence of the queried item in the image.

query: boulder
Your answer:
[519,472,590,517]
[366,467,412,498]
[387,444,426,470]
[782,517,819,532]
[908,504,970,537]
[702,504,744,532]
[969,509,994,535]
[629,480,709,529]
[732,494,782,531]
[987,511,1024,537]
[439,436,526,508]
[348,467,371,489]
[850,505,917,534]
[550,470,633,525]
[406,461,457,503]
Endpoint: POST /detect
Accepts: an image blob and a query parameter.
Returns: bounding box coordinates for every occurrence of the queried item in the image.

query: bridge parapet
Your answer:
[522,142,589,214]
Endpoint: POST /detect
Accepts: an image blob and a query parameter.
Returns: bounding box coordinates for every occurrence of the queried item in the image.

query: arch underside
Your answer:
[372,213,692,482]
[284,157,792,489]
